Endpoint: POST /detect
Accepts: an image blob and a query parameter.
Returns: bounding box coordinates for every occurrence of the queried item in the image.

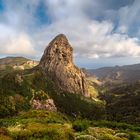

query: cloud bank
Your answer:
[0,0,140,63]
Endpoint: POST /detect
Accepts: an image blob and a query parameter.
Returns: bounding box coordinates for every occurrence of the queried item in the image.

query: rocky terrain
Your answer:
[39,34,89,97]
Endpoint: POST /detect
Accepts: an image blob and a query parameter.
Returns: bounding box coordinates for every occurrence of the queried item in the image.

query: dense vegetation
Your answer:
[0,68,105,120]
[0,110,140,140]
[99,82,140,124]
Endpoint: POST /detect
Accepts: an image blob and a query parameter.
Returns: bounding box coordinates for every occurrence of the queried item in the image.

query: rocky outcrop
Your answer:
[39,34,89,97]
[13,60,38,70]
[31,99,57,111]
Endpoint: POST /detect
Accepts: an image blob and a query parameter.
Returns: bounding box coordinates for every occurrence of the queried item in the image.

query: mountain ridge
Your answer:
[0,56,38,70]
[88,63,140,83]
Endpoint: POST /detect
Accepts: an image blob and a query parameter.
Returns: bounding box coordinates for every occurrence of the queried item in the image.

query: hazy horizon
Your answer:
[1,55,140,69]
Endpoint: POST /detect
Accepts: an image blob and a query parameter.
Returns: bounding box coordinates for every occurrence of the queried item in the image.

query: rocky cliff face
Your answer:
[39,34,89,97]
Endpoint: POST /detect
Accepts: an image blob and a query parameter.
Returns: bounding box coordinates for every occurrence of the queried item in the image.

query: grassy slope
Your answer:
[0,57,29,65]
[0,110,140,140]
[0,57,38,77]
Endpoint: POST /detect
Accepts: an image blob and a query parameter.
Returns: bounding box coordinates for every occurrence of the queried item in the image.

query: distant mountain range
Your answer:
[88,63,140,83]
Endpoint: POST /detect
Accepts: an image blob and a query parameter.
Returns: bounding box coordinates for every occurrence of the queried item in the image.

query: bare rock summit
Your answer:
[39,34,89,97]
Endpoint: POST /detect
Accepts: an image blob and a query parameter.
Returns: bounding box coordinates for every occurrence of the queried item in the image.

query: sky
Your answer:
[1,0,140,68]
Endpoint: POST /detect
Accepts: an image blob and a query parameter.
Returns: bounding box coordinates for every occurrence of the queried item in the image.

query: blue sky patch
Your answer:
[0,0,5,12]
[35,1,51,26]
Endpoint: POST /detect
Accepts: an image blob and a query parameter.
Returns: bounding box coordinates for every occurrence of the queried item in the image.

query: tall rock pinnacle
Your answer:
[39,34,89,96]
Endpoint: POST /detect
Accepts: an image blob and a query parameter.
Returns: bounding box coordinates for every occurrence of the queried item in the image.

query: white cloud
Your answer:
[4,34,36,56]
[0,0,40,57]
[118,0,140,32]
[117,25,128,34]
[0,24,36,57]
[33,0,140,59]
[1,0,140,61]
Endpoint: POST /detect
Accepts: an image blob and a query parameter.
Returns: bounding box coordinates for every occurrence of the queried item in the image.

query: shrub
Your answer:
[0,128,9,135]
[19,110,68,124]
[0,128,12,140]
[87,127,128,140]
[47,90,106,120]
[129,132,140,140]
[72,120,90,132]
[0,95,17,118]
[8,122,75,140]
[0,135,13,140]
[92,120,140,132]
[76,134,96,140]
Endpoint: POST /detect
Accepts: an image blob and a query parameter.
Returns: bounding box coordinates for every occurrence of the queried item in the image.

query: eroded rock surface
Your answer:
[31,99,57,111]
[39,34,89,96]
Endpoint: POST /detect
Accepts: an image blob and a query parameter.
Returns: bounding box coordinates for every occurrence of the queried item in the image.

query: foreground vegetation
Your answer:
[0,110,140,140]
[0,58,140,140]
